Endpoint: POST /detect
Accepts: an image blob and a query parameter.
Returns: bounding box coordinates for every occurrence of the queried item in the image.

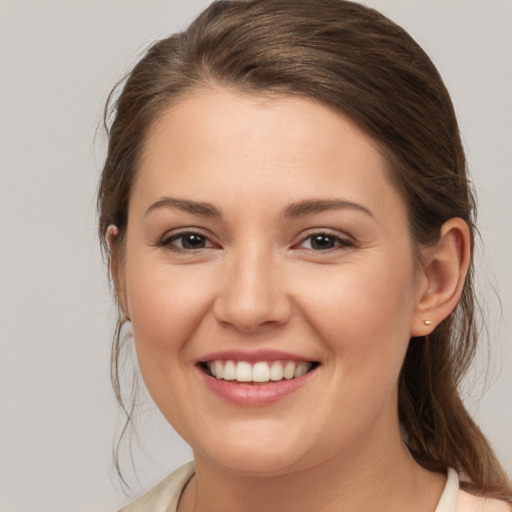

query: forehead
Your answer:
[132,88,405,220]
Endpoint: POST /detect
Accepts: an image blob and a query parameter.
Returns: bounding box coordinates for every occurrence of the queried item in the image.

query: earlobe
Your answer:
[410,218,471,337]
[106,224,119,245]
[107,225,131,321]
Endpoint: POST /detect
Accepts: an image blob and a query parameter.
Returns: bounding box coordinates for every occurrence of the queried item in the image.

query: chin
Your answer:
[190,424,316,477]
[206,448,306,477]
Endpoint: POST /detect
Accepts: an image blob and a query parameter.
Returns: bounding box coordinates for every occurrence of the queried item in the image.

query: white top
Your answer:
[117,463,511,512]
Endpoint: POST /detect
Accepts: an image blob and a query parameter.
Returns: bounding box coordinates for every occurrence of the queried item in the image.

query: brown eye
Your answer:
[309,235,336,250]
[164,231,213,250]
[299,233,353,251]
[180,233,207,249]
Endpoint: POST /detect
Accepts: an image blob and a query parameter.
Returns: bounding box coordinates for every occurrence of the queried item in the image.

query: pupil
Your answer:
[311,235,334,250]
[183,234,205,249]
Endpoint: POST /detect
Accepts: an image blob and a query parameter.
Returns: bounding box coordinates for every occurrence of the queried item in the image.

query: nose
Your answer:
[213,249,292,332]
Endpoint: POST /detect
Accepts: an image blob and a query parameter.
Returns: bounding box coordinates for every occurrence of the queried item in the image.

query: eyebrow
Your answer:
[145,197,222,217]
[283,199,374,218]
[144,196,373,219]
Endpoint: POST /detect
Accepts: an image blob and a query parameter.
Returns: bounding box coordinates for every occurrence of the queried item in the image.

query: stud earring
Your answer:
[424,320,432,326]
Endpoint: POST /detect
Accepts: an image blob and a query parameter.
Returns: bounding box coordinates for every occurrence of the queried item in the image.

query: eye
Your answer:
[159,231,217,251]
[298,232,354,251]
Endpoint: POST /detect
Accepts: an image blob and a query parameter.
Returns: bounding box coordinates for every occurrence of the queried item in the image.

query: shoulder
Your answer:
[117,461,196,512]
[456,489,511,512]
[438,468,511,512]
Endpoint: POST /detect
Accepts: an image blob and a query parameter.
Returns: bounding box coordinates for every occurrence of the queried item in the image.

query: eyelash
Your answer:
[295,231,355,252]
[156,230,218,252]
[156,229,355,253]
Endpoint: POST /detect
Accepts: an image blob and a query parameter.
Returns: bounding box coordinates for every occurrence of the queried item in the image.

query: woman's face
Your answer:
[121,88,426,476]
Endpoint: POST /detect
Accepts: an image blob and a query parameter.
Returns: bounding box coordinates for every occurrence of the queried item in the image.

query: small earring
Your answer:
[424,320,432,326]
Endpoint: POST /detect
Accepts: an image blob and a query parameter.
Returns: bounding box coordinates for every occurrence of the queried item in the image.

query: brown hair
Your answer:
[98,0,511,500]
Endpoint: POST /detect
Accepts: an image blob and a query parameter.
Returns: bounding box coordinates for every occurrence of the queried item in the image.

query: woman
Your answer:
[98,1,512,510]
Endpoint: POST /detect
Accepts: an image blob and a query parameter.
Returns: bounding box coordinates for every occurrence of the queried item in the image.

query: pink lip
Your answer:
[197,348,315,363]
[196,364,318,407]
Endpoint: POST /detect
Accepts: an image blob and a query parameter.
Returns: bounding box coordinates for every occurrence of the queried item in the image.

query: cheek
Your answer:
[124,256,214,373]
[124,262,218,428]
[295,253,417,374]
[304,255,415,327]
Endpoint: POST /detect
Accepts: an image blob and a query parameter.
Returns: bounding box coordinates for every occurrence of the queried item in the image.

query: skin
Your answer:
[114,88,470,512]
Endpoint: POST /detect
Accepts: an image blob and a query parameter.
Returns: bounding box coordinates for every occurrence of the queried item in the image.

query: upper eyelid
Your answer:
[294,228,355,244]
[295,235,354,250]
[161,227,213,240]
[156,228,220,249]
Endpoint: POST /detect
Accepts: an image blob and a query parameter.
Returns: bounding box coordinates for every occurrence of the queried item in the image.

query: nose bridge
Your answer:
[214,241,290,331]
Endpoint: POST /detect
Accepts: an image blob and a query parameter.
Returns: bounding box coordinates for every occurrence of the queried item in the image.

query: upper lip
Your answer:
[197,348,318,364]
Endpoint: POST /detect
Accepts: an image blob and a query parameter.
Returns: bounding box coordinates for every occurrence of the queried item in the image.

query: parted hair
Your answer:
[98,0,511,500]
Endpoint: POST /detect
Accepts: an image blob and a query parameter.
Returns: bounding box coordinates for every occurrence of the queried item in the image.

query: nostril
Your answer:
[213,290,292,332]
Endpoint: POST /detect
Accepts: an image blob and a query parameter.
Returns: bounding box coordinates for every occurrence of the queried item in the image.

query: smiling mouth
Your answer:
[201,360,320,384]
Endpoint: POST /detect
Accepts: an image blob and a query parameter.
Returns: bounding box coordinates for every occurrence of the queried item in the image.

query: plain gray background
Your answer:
[0,1,510,511]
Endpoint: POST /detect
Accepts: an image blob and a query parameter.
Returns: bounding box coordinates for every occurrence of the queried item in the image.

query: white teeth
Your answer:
[252,362,270,382]
[235,361,253,382]
[206,360,314,383]
[283,361,296,380]
[270,361,284,381]
[294,362,309,378]
[223,360,236,380]
[214,360,223,379]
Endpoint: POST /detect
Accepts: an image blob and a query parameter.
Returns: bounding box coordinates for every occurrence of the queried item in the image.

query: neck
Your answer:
[178,423,445,512]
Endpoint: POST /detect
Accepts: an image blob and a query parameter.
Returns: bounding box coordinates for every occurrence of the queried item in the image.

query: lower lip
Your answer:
[199,367,316,407]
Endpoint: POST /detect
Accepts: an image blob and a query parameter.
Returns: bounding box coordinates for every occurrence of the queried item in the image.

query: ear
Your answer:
[410,218,471,337]
[107,225,130,321]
